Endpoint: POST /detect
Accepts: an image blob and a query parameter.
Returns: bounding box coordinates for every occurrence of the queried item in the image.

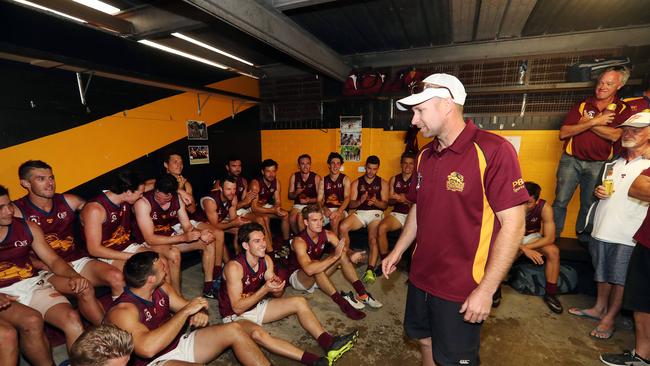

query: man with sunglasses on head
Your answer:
[382,74,528,366]
[553,67,631,243]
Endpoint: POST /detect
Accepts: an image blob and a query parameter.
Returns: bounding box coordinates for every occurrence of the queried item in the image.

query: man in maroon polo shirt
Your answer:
[382,73,528,366]
[553,67,630,242]
[600,168,650,365]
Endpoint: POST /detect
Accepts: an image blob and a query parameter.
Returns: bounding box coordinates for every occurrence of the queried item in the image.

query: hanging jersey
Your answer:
[14,194,85,262]
[0,218,37,287]
[323,174,346,208]
[218,255,267,318]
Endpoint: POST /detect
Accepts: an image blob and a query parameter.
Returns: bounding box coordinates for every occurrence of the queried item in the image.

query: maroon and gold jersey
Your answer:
[623,96,650,114]
[288,229,328,274]
[356,176,382,211]
[110,287,179,366]
[14,194,85,262]
[218,255,267,318]
[292,172,318,204]
[200,190,232,222]
[0,218,37,287]
[235,176,247,202]
[525,199,546,235]
[133,191,180,243]
[254,178,277,206]
[85,192,133,252]
[392,174,413,215]
[323,174,346,208]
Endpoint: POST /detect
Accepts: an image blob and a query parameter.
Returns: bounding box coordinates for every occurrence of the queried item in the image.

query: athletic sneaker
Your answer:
[600,350,650,366]
[543,293,563,314]
[326,330,359,364]
[362,269,376,284]
[358,292,383,308]
[341,291,365,310]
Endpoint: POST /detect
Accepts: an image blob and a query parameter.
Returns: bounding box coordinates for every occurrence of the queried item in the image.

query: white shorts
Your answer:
[263,204,274,209]
[148,329,197,365]
[293,204,307,211]
[323,208,347,226]
[172,220,200,235]
[221,298,270,325]
[1,273,69,315]
[390,212,407,227]
[289,269,318,294]
[354,210,384,227]
[41,256,94,280]
[99,243,146,265]
[522,232,542,245]
[69,256,94,273]
[236,207,252,216]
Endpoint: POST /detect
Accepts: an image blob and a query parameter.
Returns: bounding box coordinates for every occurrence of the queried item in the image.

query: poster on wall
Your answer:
[187,120,208,140]
[188,145,210,165]
[340,116,362,162]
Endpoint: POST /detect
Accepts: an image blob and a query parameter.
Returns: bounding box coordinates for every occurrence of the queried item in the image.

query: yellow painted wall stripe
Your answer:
[0,76,258,195]
[471,142,495,284]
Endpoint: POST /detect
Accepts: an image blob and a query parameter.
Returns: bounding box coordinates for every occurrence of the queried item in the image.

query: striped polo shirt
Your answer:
[407,121,529,302]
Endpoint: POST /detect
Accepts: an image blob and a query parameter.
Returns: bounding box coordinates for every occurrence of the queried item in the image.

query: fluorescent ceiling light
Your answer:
[138,40,228,70]
[72,0,121,15]
[238,71,260,80]
[12,0,87,23]
[172,32,255,67]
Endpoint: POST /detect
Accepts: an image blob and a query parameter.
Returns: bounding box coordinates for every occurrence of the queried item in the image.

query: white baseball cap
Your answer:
[617,111,650,128]
[396,73,467,111]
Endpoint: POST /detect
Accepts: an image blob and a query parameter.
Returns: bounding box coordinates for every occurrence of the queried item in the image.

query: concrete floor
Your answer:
[47,261,636,366]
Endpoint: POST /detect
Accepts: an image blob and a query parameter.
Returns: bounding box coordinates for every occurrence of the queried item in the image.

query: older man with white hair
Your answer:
[570,111,650,341]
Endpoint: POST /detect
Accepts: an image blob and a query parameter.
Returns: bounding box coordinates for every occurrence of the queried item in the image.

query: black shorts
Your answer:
[623,244,650,313]
[404,282,482,366]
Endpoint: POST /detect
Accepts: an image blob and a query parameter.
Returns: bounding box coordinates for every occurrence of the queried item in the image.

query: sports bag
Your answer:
[508,262,578,295]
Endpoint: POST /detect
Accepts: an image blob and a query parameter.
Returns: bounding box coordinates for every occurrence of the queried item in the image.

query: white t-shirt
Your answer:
[592,156,650,246]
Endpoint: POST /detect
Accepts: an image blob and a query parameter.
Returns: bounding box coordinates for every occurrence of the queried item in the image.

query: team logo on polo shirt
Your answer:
[446,172,464,192]
[512,178,525,193]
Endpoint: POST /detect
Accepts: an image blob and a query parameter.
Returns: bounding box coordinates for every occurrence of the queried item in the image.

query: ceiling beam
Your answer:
[13,0,134,34]
[267,0,340,11]
[156,37,264,78]
[0,51,260,102]
[182,0,350,81]
[451,0,477,43]
[118,5,203,39]
[346,26,650,68]
[498,0,537,38]
[474,0,508,41]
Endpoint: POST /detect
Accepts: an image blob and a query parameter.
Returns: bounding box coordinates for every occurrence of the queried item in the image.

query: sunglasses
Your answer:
[410,82,454,100]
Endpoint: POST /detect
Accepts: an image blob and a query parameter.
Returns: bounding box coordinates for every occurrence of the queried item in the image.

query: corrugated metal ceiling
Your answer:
[284,0,650,55]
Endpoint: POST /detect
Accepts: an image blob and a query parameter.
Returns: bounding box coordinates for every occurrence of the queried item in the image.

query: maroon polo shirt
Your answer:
[561,96,628,161]
[407,121,529,303]
[633,168,650,249]
[623,96,650,114]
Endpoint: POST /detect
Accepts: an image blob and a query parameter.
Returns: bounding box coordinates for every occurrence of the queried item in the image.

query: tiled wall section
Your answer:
[261,128,579,238]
